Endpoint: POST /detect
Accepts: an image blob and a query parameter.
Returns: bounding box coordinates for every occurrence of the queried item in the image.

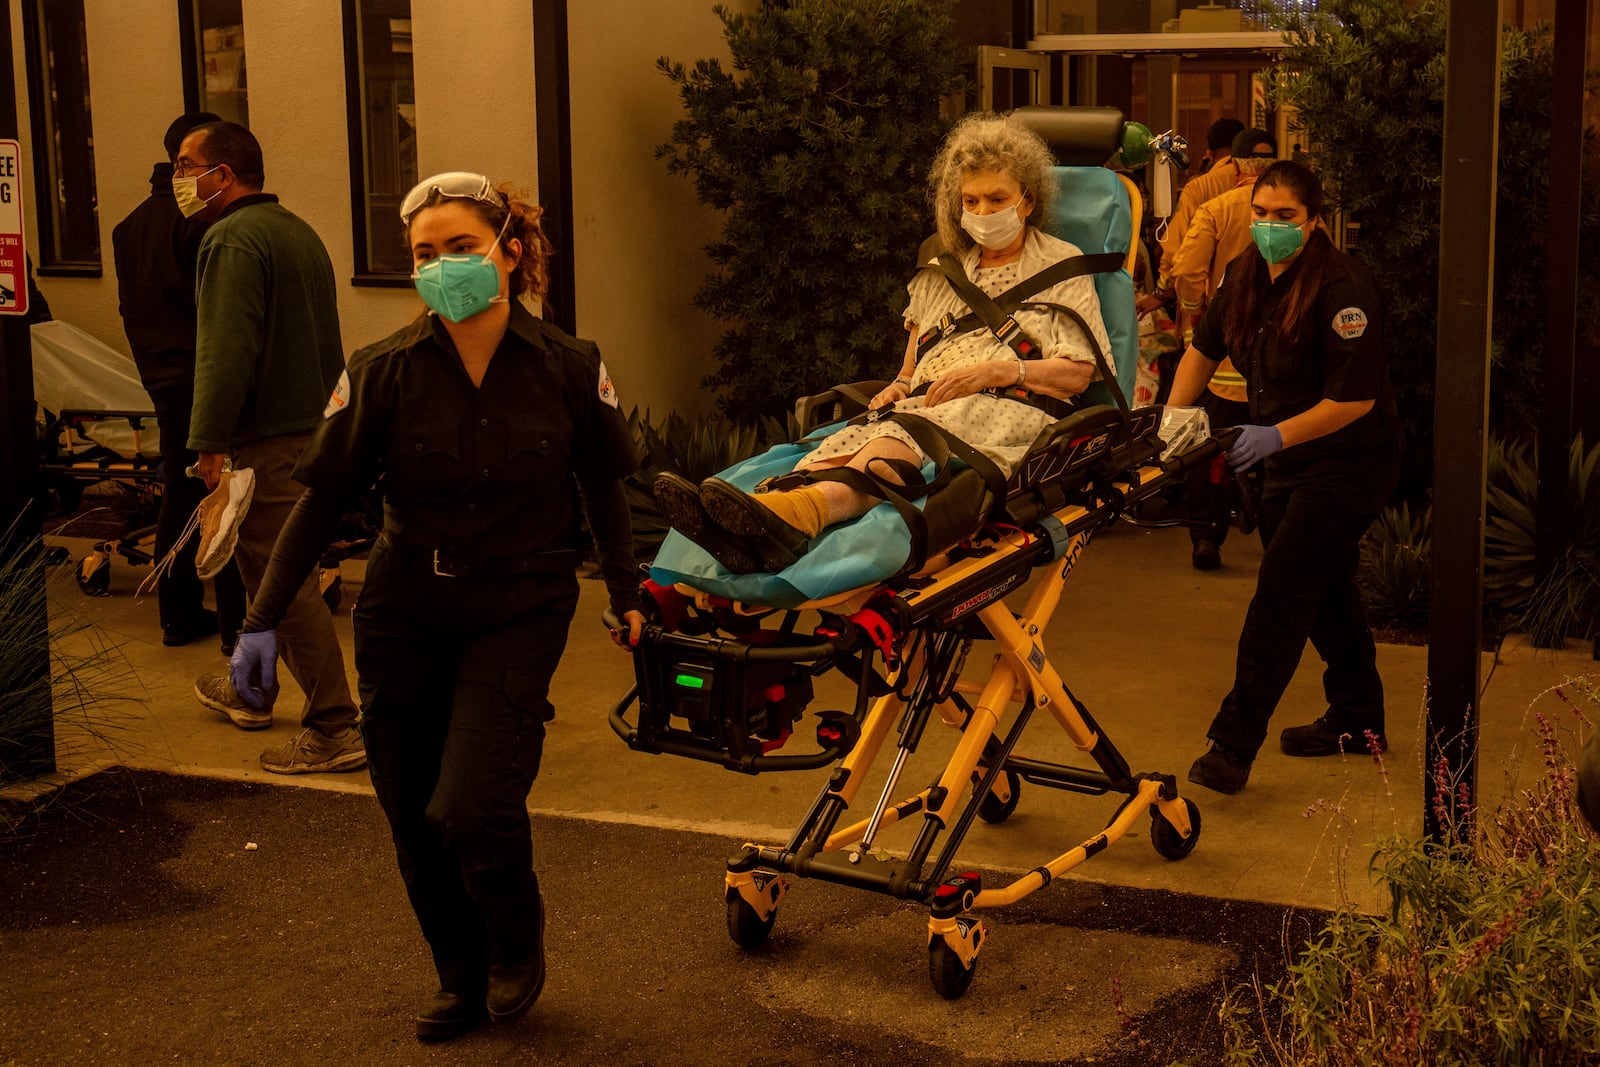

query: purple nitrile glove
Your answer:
[229,630,279,710]
[1227,424,1283,471]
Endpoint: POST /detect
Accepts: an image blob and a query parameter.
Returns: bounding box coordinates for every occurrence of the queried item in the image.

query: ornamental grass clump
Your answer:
[1223,679,1600,1065]
[0,516,145,835]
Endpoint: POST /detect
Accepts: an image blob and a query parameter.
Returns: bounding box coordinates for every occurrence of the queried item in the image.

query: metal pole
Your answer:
[1426,2,1500,845]
[1534,0,1586,611]
[0,1,55,782]
[531,0,576,336]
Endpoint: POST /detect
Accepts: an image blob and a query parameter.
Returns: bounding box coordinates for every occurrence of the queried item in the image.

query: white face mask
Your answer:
[960,201,1027,250]
[172,166,222,218]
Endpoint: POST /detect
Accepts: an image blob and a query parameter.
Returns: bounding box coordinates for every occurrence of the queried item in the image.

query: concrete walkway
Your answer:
[27,521,1597,916]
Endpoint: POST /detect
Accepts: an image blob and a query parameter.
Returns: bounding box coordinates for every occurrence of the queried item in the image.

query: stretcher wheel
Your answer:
[76,549,111,597]
[977,769,1021,824]
[726,891,776,949]
[929,939,976,1000]
[1149,797,1202,861]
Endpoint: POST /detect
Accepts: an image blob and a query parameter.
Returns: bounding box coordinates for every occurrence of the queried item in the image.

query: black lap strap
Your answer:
[782,409,1009,575]
[886,411,1009,514]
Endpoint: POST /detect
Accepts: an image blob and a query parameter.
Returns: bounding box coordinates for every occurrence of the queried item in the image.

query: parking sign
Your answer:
[0,140,26,317]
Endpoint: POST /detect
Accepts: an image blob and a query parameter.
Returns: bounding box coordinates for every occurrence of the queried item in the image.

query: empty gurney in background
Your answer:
[31,320,164,592]
[31,320,375,605]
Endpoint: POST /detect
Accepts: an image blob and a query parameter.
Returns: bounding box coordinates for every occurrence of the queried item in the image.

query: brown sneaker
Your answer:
[194,673,273,730]
[260,728,366,775]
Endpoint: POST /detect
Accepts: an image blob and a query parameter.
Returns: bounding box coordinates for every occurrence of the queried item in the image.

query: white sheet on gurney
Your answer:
[32,320,161,457]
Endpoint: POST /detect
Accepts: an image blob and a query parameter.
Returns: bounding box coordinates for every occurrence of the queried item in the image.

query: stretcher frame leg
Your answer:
[710,506,1201,995]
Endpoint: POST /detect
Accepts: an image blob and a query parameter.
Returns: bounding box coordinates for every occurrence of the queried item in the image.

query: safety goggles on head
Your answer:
[399,172,504,224]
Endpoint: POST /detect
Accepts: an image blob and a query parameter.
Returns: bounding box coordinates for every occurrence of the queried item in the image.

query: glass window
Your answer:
[344,0,417,278]
[184,0,248,126]
[23,0,99,271]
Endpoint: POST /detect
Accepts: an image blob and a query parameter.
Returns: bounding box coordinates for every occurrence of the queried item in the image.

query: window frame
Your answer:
[342,0,416,287]
[177,0,249,128]
[22,0,101,276]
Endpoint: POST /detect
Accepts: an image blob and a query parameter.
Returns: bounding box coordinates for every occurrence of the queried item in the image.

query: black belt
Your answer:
[383,534,579,579]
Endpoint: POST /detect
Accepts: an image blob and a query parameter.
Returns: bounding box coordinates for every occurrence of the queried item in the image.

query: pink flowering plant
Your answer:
[1223,678,1600,1065]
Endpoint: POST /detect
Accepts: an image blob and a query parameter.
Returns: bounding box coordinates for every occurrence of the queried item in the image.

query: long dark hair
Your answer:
[1224,160,1336,356]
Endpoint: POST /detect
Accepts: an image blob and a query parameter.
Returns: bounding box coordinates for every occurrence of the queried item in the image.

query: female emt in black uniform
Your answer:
[1167,160,1401,796]
[228,173,646,1040]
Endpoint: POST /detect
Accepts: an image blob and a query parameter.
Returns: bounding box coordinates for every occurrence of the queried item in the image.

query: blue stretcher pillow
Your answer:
[1039,167,1137,408]
[648,426,940,608]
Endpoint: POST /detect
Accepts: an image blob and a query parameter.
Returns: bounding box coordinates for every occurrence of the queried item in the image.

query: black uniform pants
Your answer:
[353,535,578,991]
[148,381,245,634]
[1206,476,1384,759]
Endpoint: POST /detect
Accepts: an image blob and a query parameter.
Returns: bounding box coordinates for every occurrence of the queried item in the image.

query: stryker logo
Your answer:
[1058,530,1089,579]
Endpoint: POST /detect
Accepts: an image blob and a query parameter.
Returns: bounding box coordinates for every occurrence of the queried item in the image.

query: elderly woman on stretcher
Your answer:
[655,112,1112,575]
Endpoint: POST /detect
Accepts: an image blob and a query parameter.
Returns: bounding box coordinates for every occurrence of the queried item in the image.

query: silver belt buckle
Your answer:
[432,549,457,578]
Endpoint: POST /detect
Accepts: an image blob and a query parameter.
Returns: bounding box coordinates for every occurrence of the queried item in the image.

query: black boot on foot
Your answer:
[415,988,488,1042]
[488,891,546,1024]
[1280,714,1387,758]
[1188,742,1252,794]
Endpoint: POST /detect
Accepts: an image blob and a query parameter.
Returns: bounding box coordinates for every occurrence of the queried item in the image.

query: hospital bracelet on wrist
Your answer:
[1013,358,1027,389]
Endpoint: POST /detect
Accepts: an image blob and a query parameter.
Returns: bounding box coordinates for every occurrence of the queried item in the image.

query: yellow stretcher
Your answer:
[609,398,1234,998]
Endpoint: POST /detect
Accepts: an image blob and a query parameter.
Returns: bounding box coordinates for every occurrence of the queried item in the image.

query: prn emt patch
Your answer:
[597,360,619,409]
[1331,307,1369,340]
[323,369,350,418]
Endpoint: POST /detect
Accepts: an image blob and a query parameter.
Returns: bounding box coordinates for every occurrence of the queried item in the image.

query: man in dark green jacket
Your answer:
[179,120,364,775]
[111,110,246,655]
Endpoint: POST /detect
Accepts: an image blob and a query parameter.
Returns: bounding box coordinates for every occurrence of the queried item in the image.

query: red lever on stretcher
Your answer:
[1208,452,1228,485]
[847,608,899,669]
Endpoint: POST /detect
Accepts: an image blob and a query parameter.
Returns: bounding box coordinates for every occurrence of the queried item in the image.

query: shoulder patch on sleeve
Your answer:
[324,369,350,418]
[1331,307,1369,340]
[597,360,619,409]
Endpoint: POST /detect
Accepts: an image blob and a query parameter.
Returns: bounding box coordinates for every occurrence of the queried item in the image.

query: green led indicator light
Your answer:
[674,673,707,690]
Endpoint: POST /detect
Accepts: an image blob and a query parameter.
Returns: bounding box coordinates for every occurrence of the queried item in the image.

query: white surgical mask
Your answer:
[172,166,222,218]
[961,201,1027,250]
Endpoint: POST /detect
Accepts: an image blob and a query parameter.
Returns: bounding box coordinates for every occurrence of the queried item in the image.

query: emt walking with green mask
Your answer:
[1166,159,1402,796]
[227,172,647,1041]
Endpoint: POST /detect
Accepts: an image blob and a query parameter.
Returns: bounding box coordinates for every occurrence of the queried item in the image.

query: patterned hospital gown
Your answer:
[804,228,1111,479]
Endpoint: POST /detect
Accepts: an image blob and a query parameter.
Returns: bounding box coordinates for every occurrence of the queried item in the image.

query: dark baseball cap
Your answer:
[1207,118,1246,151]
[1231,127,1278,159]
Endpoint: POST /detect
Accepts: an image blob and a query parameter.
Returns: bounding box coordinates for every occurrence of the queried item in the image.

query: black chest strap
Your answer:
[915,251,1125,363]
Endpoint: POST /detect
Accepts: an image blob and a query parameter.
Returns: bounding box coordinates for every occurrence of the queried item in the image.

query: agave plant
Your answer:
[1484,435,1600,648]
[1359,502,1432,627]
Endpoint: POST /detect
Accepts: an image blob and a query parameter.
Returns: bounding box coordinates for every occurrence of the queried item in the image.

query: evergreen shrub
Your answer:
[1267,0,1600,498]
[658,0,964,421]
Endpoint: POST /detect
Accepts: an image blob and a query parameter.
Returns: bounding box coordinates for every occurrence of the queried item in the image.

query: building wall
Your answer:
[11,0,415,363]
[411,0,539,182]
[11,0,743,418]
[568,0,755,417]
